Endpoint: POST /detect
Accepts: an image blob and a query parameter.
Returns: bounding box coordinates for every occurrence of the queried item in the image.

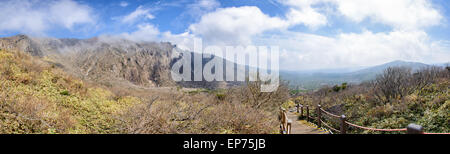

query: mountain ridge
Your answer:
[0,34,246,90]
[282,60,447,90]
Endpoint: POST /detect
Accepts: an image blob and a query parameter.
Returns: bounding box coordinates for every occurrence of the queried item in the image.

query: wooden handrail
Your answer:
[279,107,292,134]
[295,103,447,134]
[316,105,321,128]
[287,119,292,134]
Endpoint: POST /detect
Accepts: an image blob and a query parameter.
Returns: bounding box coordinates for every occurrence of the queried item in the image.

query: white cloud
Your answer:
[112,23,198,53]
[255,30,450,70]
[0,0,96,35]
[49,0,96,30]
[173,0,221,23]
[188,6,289,46]
[286,7,327,29]
[120,1,129,7]
[117,22,198,51]
[121,6,155,24]
[187,0,221,17]
[331,0,443,30]
[161,31,198,51]
[192,0,220,11]
[120,23,160,42]
[278,0,443,30]
[279,0,329,29]
[185,3,329,46]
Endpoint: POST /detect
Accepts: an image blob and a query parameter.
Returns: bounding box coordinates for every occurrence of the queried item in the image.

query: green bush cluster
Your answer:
[332,82,347,92]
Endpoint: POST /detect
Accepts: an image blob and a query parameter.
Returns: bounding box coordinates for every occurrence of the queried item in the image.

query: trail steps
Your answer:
[286,109,329,134]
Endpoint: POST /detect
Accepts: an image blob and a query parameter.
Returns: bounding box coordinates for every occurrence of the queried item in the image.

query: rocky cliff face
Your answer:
[59,38,177,87]
[0,35,242,89]
[0,35,43,56]
[0,35,177,87]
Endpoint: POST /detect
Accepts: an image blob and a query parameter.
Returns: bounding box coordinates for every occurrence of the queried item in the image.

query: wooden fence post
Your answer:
[340,115,347,134]
[287,119,292,134]
[317,104,321,128]
[306,105,309,122]
[282,108,287,134]
[300,105,304,118]
[407,123,423,134]
[280,124,284,134]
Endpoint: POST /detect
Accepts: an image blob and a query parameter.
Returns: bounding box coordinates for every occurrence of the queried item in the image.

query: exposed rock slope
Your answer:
[1,35,178,87]
[0,35,242,89]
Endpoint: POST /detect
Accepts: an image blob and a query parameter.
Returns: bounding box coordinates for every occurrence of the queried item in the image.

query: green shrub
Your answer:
[332,85,341,92]
[60,90,70,96]
[216,93,226,101]
[341,83,347,90]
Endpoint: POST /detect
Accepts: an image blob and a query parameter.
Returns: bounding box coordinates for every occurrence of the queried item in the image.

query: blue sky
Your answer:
[0,0,449,70]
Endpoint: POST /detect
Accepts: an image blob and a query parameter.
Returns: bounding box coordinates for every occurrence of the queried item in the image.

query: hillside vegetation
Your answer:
[294,66,449,133]
[0,49,141,133]
[0,48,288,134]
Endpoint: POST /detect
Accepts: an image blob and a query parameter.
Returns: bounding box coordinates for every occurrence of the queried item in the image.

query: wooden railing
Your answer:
[279,107,292,134]
[292,103,449,134]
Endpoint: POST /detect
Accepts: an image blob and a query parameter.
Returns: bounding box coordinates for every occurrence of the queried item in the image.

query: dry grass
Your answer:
[116,93,280,134]
[116,79,290,134]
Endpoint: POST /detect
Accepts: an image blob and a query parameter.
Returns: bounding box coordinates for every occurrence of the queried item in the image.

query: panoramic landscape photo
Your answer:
[0,0,449,134]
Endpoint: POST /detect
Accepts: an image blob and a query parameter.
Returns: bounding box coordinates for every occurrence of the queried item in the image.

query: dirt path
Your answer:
[286,109,329,134]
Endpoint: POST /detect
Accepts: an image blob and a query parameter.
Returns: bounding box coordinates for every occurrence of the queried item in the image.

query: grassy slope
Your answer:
[0,49,141,134]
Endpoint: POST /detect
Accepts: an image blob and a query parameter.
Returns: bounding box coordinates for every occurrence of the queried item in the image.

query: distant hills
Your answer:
[351,60,429,75]
[282,60,446,90]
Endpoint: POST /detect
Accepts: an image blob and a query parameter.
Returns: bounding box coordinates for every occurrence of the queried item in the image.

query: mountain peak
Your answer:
[0,34,42,56]
[381,60,428,67]
[385,60,422,65]
[12,34,29,39]
[353,60,429,76]
[389,60,407,63]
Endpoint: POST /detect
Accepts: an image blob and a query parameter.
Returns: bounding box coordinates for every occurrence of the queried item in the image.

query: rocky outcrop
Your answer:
[0,35,43,56]
[0,34,243,89]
